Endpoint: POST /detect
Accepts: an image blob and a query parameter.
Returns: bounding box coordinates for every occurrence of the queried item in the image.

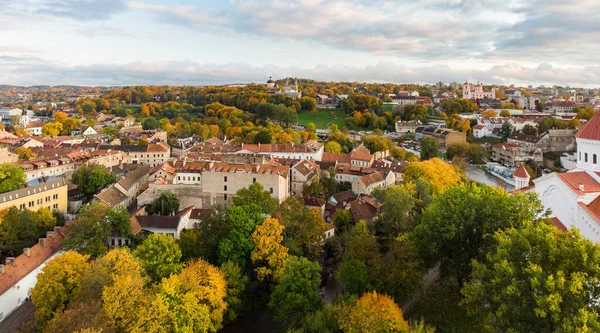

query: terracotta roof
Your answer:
[348,196,379,222]
[556,172,600,195]
[473,124,485,130]
[0,226,66,296]
[331,190,357,205]
[548,217,568,232]
[350,145,373,162]
[116,164,151,190]
[359,171,385,186]
[304,197,325,207]
[95,186,128,207]
[514,164,530,178]
[175,205,194,217]
[321,152,351,164]
[575,112,600,140]
[292,159,320,177]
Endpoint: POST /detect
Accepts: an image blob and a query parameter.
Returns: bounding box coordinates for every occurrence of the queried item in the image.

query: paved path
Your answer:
[402,263,440,313]
[0,301,35,333]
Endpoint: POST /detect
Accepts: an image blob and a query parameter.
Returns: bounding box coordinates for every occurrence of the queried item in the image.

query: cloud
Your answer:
[1,57,599,87]
[29,0,127,21]
[127,0,600,65]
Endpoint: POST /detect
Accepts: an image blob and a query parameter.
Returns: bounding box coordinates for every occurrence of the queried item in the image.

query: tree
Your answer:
[134,233,183,282]
[481,109,497,117]
[0,207,56,256]
[53,111,67,123]
[276,197,329,258]
[300,96,317,113]
[378,185,416,237]
[522,124,538,136]
[0,163,25,193]
[101,126,117,138]
[177,228,204,262]
[414,183,545,286]
[333,209,352,233]
[64,204,131,257]
[251,217,289,281]
[42,121,63,137]
[403,158,462,194]
[500,122,513,141]
[153,259,228,332]
[268,256,322,322]
[221,261,248,323]
[337,259,369,295]
[71,164,116,197]
[461,221,600,332]
[147,192,180,216]
[254,129,272,144]
[499,109,511,117]
[14,146,36,161]
[576,106,596,121]
[217,204,264,266]
[31,251,90,328]
[324,141,342,153]
[338,291,409,333]
[142,117,159,130]
[419,137,439,160]
[232,182,277,215]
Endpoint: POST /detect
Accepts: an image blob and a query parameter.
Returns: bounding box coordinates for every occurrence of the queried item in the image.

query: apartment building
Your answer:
[98,143,170,166]
[0,177,68,212]
[291,159,320,196]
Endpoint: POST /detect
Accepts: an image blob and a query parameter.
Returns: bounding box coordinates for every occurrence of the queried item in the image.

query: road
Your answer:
[466,166,514,191]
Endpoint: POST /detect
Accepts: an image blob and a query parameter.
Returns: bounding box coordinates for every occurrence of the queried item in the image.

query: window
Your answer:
[53,204,58,210]
[224,194,228,201]
[28,201,34,208]
[19,203,25,210]
[224,185,227,191]
[53,194,58,200]
[253,178,256,183]
[118,239,122,246]
[585,153,588,162]
[46,196,50,202]
[270,187,273,194]
[224,176,227,182]
[111,239,115,246]
[594,154,597,164]
[37,199,42,205]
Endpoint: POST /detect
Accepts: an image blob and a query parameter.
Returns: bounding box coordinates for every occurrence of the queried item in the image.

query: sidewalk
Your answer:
[0,301,35,333]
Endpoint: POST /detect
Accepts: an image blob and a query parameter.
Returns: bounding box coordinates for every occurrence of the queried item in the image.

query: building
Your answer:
[133,206,195,239]
[547,129,576,152]
[0,147,18,164]
[25,121,45,136]
[98,143,170,166]
[20,157,75,182]
[463,82,496,100]
[333,95,349,106]
[95,165,151,208]
[417,127,467,149]
[491,142,543,167]
[291,159,320,196]
[352,171,395,195]
[395,120,421,133]
[472,124,491,138]
[0,227,65,324]
[0,177,68,212]
[350,145,374,167]
[513,164,531,191]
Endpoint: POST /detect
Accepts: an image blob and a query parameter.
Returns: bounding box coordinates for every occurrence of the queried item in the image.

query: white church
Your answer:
[523,112,600,242]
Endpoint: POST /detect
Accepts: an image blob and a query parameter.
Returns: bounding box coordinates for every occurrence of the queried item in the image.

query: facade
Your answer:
[548,129,576,152]
[395,120,421,133]
[25,121,45,136]
[491,142,543,167]
[98,143,170,166]
[350,145,374,167]
[95,165,151,208]
[417,127,466,149]
[0,177,68,212]
[463,82,496,100]
[352,171,395,195]
[291,159,320,196]
[472,124,490,138]
[20,157,75,182]
[0,147,18,164]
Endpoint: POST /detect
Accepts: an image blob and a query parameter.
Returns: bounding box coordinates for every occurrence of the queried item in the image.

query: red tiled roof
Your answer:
[514,164,530,178]
[549,217,567,232]
[556,172,600,195]
[575,112,600,140]
[473,124,485,130]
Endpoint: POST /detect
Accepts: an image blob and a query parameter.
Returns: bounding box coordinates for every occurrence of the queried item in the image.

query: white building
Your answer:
[532,112,600,242]
[472,124,491,138]
[463,82,496,100]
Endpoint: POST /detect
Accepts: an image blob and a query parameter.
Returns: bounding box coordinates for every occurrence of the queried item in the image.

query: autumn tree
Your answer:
[0,163,25,193]
[499,109,511,117]
[402,158,462,194]
[419,137,439,160]
[480,109,497,117]
[134,233,183,282]
[338,291,409,333]
[153,259,228,332]
[42,121,63,137]
[461,221,600,332]
[31,251,90,328]
[414,183,545,286]
[221,261,248,323]
[217,204,264,266]
[269,256,323,321]
[232,182,277,215]
[71,164,116,197]
[276,196,329,258]
[147,192,180,216]
[0,207,56,256]
[14,146,36,161]
[324,141,342,153]
[251,217,289,281]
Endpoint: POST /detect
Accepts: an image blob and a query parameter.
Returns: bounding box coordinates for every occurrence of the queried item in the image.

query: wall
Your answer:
[0,184,68,213]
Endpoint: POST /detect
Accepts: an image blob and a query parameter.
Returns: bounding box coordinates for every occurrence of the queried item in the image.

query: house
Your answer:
[316,95,331,105]
[95,165,151,208]
[473,124,491,138]
[395,120,421,133]
[132,206,195,239]
[333,95,349,106]
[350,145,374,167]
[352,171,395,195]
[291,159,320,196]
[0,177,68,213]
[347,195,382,222]
[25,121,46,136]
[98,143,170,167]
[0,147,18,164]
[0,226,65,324]
[372,157,406,184]
[20,157,76,182]
[71,126,97,136]
[491,142,543,167]
[418,127,467,149]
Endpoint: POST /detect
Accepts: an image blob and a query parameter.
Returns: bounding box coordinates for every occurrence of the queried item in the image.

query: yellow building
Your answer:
[0,178,68,213]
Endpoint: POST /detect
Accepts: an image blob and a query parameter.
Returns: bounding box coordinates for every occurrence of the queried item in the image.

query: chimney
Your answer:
[46,231,55,239]
[54,226,61,233]
[39,238,46,247]
[23,248,31,257]
[5,257,16,266]
[0,264,4,274]
[579,183,585,191]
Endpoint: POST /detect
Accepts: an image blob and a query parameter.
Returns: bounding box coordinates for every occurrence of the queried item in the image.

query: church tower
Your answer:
[514,163,531,190]
[575,112,600,172]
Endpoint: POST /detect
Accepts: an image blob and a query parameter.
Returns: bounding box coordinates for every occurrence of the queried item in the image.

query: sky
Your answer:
[1,0,599,87]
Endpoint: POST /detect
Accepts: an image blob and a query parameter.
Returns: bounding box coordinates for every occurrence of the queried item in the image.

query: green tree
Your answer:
[221,261,248,323]
[217,204,264,266]
[142,117,160,130]
[31,251,90,328]
[461,221,600,332]
[255,130,273,144]
[419,137,439,160]
[71,164,116,197]
[101,127,117,138]
[269,256,323,322]
[0,163,25,193]
[300,96,317,113]
[337,259,369,295]
[0,207,56,256]
[500,122,513,141]
[147,192,180,216]
[232,182,277,215]
[333,209,352,233]
[195,205,229,264]
[414,183,545,286]
[377,185,416,237]
[134,233,183,282]
[177,228,204,262]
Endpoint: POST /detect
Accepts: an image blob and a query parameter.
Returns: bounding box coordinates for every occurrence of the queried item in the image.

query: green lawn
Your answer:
[382,104,394,112]
[297,108,346,129]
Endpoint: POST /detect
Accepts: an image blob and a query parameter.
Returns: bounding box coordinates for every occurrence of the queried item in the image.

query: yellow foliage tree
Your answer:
[338,291,409,333]
[153,259,228,333]
[31,251,90,328]
[403,158,462,194]
[481,109,497,117]
[251,218,289,281]
[14,146,36,161]
[53,111,67,123]
[42,121,63,137]
[459,119,471,134]
[102,272,152,333]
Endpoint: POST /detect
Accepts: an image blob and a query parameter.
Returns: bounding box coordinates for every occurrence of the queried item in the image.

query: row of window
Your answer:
[579,152,598,164]
[18,194,60,210]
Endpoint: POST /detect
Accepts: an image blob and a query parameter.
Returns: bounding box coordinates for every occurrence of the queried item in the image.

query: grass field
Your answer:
[382,104,395,112]
[297,108,346,129]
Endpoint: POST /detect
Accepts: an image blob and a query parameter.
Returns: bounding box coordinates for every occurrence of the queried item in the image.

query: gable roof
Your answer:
[556,172,600,195]
[575,112,600,140]
[514,164,530,178]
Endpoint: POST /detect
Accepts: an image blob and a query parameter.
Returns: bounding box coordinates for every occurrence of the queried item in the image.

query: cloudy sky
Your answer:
[1,0,599,87]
